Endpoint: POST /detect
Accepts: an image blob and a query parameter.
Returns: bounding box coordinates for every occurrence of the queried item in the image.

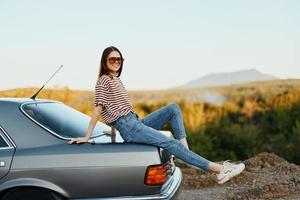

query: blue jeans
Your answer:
[111,103,210,171]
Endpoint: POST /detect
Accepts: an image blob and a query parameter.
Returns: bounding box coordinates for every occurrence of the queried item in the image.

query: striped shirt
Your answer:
[94,75,134,124]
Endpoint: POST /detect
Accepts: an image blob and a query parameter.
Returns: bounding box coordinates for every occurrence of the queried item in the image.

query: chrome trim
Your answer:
[0,161,5,167]
[20,101,107,142]
[0,147,14,150]
[0,126,16,149]
[71,167,182,200]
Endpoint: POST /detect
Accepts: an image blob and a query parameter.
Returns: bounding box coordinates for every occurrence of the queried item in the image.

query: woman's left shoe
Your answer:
[216,161,245,184]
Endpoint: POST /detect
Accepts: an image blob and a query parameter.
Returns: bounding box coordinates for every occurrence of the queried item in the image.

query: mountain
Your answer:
[178,69,278,88]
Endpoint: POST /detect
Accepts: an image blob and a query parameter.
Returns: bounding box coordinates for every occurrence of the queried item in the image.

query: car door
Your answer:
[0,126,15,179]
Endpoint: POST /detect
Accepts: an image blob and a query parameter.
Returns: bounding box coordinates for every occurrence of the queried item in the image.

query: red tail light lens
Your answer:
[145,163,170,186]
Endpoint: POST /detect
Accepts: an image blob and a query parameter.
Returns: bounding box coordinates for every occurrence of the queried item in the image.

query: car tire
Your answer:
[2,187,64,200]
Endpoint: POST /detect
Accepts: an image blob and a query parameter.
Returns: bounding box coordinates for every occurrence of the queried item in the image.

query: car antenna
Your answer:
[30,65,63,100]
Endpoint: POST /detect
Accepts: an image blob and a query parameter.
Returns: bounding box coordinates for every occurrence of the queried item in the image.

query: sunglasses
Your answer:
[107,57,124,64]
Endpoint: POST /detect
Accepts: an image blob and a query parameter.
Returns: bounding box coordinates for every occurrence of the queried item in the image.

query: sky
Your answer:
[0,0,299,91]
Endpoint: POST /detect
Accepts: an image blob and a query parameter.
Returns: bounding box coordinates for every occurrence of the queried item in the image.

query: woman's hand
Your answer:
[68,106,103,145]
[68,137,89,144]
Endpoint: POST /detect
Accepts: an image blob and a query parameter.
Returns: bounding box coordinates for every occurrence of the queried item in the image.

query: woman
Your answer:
[69,46,245,184]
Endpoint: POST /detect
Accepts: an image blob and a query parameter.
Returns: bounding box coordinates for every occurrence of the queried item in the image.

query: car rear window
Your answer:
[21,102,110,139]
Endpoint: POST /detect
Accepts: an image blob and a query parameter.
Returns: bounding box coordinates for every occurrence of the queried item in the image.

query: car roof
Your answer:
[0,98,58,105]
[0,98,66,148]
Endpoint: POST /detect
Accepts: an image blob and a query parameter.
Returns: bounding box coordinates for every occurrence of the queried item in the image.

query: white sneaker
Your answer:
[216,161,245,184]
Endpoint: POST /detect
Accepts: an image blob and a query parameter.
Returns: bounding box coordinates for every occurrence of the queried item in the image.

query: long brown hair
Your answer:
[98,46,124,79]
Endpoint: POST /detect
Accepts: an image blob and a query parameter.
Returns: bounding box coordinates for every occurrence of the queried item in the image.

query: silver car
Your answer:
[0,98,182,200]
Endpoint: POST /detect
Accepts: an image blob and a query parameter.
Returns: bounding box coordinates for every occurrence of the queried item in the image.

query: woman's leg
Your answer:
[128,122,243,178]
[120,118,211,170]
[114,113,245,183]
[141,103,189,149]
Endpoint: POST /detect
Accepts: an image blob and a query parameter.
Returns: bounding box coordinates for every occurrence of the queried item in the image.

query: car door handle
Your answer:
[0,161,5,167]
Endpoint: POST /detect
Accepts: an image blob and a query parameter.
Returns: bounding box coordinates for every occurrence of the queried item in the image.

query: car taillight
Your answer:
[144,163,170,186]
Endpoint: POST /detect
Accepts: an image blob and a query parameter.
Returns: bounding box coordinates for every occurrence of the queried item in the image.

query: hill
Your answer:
[177,69,277,89]
[129,79,300,104]
[178,152,300,199]
[1,79,299,105]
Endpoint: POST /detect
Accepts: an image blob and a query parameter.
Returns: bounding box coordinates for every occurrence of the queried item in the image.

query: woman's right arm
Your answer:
[68,105,102,144]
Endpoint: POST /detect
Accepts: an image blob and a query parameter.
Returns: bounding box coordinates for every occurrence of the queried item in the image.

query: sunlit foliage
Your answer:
[1,79,300,164]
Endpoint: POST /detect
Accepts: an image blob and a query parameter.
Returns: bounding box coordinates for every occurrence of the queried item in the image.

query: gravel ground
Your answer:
[176,152,300,200]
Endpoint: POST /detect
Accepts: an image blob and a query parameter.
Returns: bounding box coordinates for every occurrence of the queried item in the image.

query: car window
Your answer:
[0,130,9,148]
[22,102,110,139]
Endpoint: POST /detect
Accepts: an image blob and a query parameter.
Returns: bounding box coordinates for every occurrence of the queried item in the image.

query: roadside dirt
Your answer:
[177,152,300,199]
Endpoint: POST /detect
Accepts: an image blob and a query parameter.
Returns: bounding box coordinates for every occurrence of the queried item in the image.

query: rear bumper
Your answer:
[72,167,182,200]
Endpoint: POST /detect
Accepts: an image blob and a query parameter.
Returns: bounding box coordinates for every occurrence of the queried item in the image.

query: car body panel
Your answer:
[70,167,182,200]
[0,127,15,180]
[0,98,182,199]
[0,149,14,180]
